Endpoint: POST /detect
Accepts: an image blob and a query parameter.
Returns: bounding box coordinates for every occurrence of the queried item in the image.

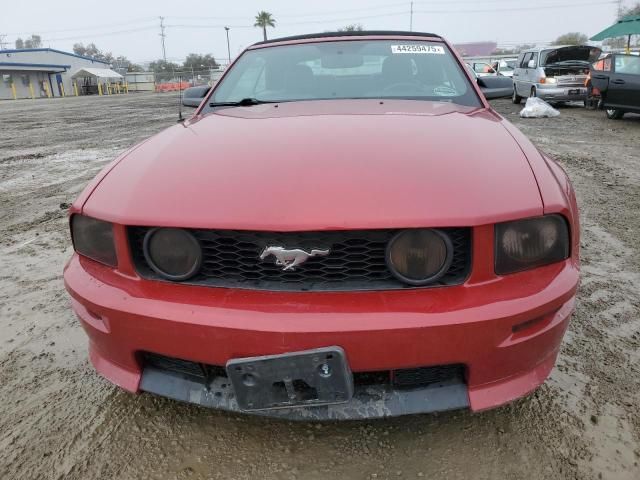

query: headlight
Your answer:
[143,228,202,281]
[386,229,453,285]
[495,215,569,275]
[71,215,117,267]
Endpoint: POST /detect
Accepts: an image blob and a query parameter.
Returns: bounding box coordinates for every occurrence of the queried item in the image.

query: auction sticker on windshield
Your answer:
[391,45,445,54]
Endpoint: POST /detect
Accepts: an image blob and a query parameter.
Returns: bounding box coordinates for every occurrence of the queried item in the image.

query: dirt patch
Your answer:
[0,95,639,480]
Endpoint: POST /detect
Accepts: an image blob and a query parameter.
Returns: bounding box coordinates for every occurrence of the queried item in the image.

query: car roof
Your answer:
[252,30,443,47]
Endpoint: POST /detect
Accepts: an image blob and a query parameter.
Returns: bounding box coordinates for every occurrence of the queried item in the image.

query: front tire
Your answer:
[606,108,625,120]
[512,87,522,104]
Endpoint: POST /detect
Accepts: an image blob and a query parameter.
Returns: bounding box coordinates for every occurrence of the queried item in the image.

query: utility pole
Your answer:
[159,16,167,62]
[410,2,414,31]
[225,27,231,66]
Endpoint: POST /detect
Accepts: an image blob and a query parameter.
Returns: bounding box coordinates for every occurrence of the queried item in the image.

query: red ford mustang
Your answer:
[64,31,579,420]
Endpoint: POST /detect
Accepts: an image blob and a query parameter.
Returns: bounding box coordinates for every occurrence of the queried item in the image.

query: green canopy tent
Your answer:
[591,15,640,53]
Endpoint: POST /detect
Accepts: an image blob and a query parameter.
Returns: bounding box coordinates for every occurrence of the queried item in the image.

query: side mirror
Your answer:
[182,86,211,107]
[527,59,536,69]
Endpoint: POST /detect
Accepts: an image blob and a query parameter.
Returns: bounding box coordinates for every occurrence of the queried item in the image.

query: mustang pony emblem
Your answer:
[259,246,330,271]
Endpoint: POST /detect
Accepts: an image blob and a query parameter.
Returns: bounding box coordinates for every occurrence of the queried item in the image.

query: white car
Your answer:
[492,59,518,77]
[469,59,517,77]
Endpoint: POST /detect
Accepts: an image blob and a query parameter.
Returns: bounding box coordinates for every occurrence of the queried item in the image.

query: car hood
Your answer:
[83,100,543,230]
[543,45,602,66]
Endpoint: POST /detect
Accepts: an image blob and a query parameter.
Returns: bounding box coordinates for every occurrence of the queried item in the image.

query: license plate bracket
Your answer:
[226,347,353,411]
[568,88,581,95]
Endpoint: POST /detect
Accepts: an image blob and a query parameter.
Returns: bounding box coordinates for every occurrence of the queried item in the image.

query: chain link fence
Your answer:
[149,67,227,92]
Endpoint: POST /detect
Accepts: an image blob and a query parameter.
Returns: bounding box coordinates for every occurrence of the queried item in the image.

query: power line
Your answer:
[413,0,616,14]
[40,26,158,42]
[4,17,157,37]
[5,0,619,49]
[274,2,410,18]
[3,0,617,43]
[167,0,614,29]
[264,0,602,20]
[264,11,413,27]
[167,24,254,30]
[274,0,614,19]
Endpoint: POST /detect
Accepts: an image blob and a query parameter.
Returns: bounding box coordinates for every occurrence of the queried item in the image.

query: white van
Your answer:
[512,45,601,104]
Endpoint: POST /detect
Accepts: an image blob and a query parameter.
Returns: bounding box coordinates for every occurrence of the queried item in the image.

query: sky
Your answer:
[0,0,630,64]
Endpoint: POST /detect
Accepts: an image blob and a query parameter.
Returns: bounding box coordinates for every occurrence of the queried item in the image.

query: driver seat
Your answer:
[381,56,415,88]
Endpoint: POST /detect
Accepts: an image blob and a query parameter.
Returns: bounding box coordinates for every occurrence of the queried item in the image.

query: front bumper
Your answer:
[140,361,471,420]
[64,254,578,419]
[537,86,588,101]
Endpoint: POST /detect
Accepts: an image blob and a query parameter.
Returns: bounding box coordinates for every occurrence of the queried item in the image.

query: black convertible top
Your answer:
[252,31,443,46]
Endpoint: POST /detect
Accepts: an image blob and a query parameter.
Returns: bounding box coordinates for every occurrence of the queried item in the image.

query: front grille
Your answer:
[142,352,465,389]
[129,227,471,292]
[143,352,227,380]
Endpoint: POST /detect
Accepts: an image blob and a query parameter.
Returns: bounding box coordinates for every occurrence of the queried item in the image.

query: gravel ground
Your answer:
[0,94,638,480]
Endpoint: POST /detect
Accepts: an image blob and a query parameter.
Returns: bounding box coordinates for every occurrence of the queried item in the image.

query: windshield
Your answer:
[501,60,517,71]
[207,39,481,110]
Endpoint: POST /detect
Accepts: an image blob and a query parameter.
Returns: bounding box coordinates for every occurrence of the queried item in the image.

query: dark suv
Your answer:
[590,53,640,119]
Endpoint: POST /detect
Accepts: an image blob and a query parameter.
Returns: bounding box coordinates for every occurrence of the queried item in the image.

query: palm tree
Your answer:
[254,11,275,41]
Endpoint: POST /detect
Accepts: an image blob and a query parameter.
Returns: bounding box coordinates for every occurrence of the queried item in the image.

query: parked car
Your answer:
[467,64,514,98]
[181,85,211,107]
[491,58,518,77]
[64,31,579,420]
[589,53,640,119]
[512,45,601,104]
[469,61,498,76]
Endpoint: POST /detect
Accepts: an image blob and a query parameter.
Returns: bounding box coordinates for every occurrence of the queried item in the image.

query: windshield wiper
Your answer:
[209,98,278,107]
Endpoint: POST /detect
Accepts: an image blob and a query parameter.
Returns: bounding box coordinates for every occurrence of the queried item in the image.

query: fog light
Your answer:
[386,229,453,285]
[143,228,202,281]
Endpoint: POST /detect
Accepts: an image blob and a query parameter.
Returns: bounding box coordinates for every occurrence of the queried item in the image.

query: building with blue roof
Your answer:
[0,48,111,99]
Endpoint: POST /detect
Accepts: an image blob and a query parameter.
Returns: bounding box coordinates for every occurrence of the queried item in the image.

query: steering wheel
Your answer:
[382,82,425,94]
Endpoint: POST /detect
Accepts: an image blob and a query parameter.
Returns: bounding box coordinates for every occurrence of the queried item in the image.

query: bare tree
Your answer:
[492,44,535,55]
[619,2,640,18]
[183,53,218,71]
[16,35,42,49]
[552,32,588,46]
[338,24,364,32]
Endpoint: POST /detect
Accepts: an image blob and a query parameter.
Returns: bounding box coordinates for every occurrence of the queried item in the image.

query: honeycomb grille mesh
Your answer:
[129,227,471,291]
[142,352,466,389]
